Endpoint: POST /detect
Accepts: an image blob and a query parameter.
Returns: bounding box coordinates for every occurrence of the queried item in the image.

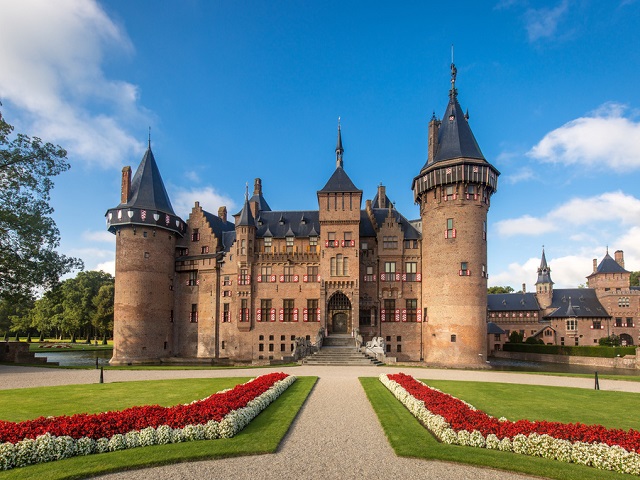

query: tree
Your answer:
[92,283,114,337]
[61,271,113,338]
[487,286,514,294]
[0,108,83,303]
[507,331,524,343]
[630,271,640,287]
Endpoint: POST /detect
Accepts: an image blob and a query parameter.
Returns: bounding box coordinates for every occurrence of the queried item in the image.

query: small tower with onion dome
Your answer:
[411,62,500,367]
[106,141,186,364]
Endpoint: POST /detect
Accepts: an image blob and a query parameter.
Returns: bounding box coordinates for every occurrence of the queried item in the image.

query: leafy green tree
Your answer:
[0,108,82,303]
[61,271,113,338]
[630,271,640,287]
[507,331,524,343]
[30,287,64,337]
[599,335,621,347]
[92,283,114,337]
[487,286,514,294]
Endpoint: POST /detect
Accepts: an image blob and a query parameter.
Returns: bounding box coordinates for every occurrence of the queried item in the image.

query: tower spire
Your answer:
[148,126,151,149]
[335,117,344,169]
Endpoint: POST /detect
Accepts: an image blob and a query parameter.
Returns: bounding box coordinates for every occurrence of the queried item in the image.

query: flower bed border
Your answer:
[0,373,296,470]
[380,373,640,476]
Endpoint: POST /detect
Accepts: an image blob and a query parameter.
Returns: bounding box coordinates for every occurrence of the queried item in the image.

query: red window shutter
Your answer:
[325,240,329,247]
[256,308,262,322]
[271,275,276,283]
[467,270,471,276]
[452,229,456,238]
[279,308,284,322]
[444,229,448,239]
[341,240,345,247]
[395,309,400,322]
[279,275,285,282]
[459,270,463,276]
[416,273,422,282]
[271,308,276,322]
[381,309,386,322]
[402,309,407,322]
[257,275,262,283]
[293,308,298,322]
[303,275,308,282]
[417,310,422,322]
[303,308,308,322]
[293,275,299,282]
[317,308,321,322]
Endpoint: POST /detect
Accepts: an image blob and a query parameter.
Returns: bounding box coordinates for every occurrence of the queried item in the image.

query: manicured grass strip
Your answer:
[360,377,628,480]
[423,380,640,432]
[0,376,316,480]
[0,378,252,422]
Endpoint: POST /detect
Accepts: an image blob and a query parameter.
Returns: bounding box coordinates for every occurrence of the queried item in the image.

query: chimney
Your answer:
[522,283,526,293]
[615,250,625,269]
[377,185,386,208]
[121,166,131,204]
[253,178,262,196]
[427,115,440,165]
[218,206,227,223]
[593,259,598,273]
[365,199,372,211]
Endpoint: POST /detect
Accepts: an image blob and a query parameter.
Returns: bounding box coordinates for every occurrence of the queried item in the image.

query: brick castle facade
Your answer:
[106,65,499,367]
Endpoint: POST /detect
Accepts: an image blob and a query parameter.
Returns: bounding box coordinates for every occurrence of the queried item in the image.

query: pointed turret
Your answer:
[106,145,185,237]
[536,248,553,285]
[535,247,553,309]
[319,121,362,194]
[237,185,255,227]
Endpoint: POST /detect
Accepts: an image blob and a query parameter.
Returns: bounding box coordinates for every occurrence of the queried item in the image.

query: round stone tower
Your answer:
[106,144,186,365]
[412,63,499,367]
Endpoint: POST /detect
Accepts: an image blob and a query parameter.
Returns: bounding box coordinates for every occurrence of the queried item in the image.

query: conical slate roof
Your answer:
[319,166,361,193]
[596,252,628,274]
[237,196,255,227]
[432,93,485,164]
[121,146,175,215]
[536,248,553,285]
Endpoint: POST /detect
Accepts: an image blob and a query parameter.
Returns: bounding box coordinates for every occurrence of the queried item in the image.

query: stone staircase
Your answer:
[301,334,383,366]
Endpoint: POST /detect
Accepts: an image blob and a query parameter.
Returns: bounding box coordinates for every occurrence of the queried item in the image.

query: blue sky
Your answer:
[1,0,640,290]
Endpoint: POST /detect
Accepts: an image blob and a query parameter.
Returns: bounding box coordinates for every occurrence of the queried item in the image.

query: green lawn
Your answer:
[361,377,637,480]
[0,376,316,480]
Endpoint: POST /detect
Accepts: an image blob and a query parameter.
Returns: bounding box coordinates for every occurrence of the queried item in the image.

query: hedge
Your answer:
[503,343,636,358]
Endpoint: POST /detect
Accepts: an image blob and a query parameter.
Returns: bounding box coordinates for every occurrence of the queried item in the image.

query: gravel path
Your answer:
[2,364,638,479]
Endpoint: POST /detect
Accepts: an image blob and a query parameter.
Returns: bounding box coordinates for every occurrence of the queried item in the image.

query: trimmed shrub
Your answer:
[503,343,636,358]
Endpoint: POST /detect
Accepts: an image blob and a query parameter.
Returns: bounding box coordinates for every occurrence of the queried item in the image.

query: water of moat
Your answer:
[35,350,639,376]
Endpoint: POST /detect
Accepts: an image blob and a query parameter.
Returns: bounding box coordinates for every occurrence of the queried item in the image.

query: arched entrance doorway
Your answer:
[620,333,634,346]
[327,292,351,334]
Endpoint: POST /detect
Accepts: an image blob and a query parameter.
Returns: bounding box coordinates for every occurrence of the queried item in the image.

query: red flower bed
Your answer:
[0,372,289,444]
[388,373,640,453]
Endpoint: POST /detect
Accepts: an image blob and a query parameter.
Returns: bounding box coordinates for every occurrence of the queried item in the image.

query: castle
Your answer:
[106,64,499,367]
[488,248,639,352]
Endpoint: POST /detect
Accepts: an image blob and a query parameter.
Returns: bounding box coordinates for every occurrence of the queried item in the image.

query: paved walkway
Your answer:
[2,364,639,479]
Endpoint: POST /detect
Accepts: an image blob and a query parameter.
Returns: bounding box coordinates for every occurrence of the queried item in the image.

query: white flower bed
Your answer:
[0,374,296,471]
[379,373,640,476]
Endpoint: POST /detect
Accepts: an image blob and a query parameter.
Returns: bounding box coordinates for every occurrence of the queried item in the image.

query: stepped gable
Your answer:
[369,206,420,240]
[202,211,235,238]
[544,288,609,318]
[487,292,540,312]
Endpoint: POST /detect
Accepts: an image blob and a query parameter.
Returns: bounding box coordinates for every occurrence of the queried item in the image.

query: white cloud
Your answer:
[94,260,115,276]
[172,186,237,220]
[504,167,536,184]
[496,191,640,237]
[524,0,570,42]
[82,230,115,243]
[528,103,640,171]
[0,0,146,168]
[495,215,557,237]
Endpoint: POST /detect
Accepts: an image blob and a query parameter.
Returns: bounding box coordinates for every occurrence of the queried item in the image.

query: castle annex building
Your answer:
[488,249,640,352]
[106,65,499,367]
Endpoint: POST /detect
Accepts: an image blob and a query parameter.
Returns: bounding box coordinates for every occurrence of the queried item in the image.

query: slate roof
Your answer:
[594,252,629,274]
[432,94,485,164]
[545,288,609,319]
[536,248,553,285]
[487,293,540,312]
[248,192,271,211]
[487,322,505,335]
[255,210,320,238]
[202,211,235,238]
[318,167,361,193]
[237,197,255,227]
[119,147,175,215]
[371,191,391,209]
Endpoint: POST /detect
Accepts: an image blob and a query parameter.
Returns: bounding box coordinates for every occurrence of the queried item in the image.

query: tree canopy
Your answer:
[487,286,514,294]
[0,108,83,302]
[630,271,640,287]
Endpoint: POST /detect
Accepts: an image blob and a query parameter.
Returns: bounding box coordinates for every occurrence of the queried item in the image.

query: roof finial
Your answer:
[245,182,249,201]
[335,117,344,169]
[450,44,458,99]
[148,126,151,149]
